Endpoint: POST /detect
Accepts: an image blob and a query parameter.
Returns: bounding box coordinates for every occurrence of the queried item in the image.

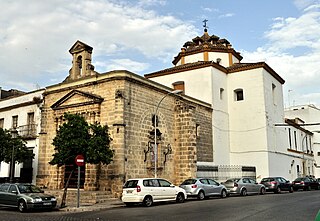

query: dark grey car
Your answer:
[222,178,266,196]
[0,183,57,212]
[260,177,293,193]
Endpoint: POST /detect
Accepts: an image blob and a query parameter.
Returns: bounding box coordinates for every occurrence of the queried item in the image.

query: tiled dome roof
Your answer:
[172,29,242,65]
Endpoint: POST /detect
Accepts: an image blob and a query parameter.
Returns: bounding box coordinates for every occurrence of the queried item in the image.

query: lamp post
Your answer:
[154,90,183,178]
[10,128,18,183]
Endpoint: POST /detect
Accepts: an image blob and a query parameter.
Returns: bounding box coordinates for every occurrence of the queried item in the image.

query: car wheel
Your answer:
[276,186,281,194]
[289,186,294,193]
[18,200,27,213]
[143,196,153,207]
[260,187,266,195]
[240,188,247,196]
[197,190,205,200]
[220,189,227,198]
[176,193,185,203]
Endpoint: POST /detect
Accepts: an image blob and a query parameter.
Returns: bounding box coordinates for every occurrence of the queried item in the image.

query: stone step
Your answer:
[44,190,114,206]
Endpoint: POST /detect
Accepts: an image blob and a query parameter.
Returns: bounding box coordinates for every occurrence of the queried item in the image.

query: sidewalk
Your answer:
[57,198,124,212]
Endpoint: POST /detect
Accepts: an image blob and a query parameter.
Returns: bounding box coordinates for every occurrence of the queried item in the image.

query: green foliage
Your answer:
[0,128,34,164]
[87,123,113,165]
[50,113,113,167]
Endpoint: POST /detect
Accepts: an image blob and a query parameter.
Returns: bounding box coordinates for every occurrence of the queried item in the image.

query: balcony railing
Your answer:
[18,124,37,139]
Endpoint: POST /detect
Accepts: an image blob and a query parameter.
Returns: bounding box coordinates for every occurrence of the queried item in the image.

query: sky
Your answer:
[0,0,319,107]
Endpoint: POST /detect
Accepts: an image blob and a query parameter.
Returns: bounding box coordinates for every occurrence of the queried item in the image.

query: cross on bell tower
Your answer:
[203,19,209,32]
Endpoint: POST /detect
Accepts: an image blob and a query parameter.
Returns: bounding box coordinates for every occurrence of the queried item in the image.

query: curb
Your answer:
[57,199,124,212]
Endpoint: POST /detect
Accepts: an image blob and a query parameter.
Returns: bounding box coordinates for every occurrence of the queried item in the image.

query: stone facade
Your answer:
[36,42,213,196]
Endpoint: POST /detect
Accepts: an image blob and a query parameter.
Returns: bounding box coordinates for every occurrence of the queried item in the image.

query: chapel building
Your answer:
[36,41,213,196]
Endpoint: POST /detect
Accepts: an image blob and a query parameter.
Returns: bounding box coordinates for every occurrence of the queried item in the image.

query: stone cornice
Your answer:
[44,70,212,111]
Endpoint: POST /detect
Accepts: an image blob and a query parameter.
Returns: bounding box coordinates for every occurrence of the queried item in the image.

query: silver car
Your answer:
[222,178,266,196]
[180,178,228,200]
[0,183,57,212]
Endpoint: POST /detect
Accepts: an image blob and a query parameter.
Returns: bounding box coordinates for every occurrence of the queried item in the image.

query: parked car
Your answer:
[121,178,187,207]
[0,183,57,212]
[222,178,266,196]
[292,177,320,191]
[260,177,293,193]
[179,178,228,200]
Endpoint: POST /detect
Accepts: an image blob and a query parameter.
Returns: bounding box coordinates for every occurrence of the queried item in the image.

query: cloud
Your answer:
[0,0,196,91]
[242,1,320,106]
[218,13,235,19]
[95,59,150,72]
[137,0,166,7]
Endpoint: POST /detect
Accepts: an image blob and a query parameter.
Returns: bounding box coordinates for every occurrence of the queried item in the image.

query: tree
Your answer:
[49,113,113,207]
[0,128,35,181]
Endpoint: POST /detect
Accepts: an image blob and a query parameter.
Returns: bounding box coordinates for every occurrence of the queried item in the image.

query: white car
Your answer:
[121,178,187,207]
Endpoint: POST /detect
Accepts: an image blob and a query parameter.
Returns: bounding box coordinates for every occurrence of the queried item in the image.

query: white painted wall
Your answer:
[0,90,44,184]
[148,66,232,165]
[210,68,230,164]
[207,52,230,67]
[148,67,213,104]
[184,53,204,64]
[176,52,234,67]
[227,67,287,179]
[285,105,320,177]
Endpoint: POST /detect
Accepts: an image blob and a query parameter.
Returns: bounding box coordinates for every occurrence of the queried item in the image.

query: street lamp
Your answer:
[154,90,183,178]
[10,128,18,183]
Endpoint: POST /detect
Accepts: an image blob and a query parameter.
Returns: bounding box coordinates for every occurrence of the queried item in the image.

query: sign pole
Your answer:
[75,154,85,208]
[77,165,80,208]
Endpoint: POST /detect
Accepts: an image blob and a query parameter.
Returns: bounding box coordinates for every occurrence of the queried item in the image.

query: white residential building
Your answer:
[145,28,313,181]
[285,104,320,178]
[0,89,44,184]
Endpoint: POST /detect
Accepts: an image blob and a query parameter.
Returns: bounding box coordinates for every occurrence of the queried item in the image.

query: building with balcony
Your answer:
[0,89,44,183]
[285,104,320,178]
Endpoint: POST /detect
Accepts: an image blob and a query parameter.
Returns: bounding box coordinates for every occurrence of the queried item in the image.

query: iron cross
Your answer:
[203,19,208,28]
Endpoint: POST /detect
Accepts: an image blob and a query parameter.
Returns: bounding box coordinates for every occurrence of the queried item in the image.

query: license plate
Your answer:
[43,202,52,205]
[127,190,133,193]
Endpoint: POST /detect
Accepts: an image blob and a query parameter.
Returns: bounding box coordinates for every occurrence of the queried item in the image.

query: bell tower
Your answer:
[68,40,95,81]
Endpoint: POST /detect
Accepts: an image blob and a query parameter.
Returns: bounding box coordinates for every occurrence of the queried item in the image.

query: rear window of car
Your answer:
[225,179,240,183]
[181,179,196,185]
[0,184,9,192]
[261,178,274,182]
[123,180,139,188]
[294,178,304,181]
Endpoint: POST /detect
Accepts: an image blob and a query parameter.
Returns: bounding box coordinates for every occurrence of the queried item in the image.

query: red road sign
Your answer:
[75,155,85,167]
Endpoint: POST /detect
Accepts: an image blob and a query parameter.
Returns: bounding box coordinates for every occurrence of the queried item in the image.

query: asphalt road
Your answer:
[1,190,320,221]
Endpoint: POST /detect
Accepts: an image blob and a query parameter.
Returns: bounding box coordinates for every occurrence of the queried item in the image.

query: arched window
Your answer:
[77,56,83,76]
[234,88,244,101]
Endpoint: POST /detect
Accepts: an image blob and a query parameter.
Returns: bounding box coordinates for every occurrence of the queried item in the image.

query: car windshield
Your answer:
[181,179,197,185]
[18,184,42,193]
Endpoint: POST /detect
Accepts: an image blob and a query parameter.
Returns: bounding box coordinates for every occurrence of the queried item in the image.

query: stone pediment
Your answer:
[69,40,93,54]
[51,90,103,110]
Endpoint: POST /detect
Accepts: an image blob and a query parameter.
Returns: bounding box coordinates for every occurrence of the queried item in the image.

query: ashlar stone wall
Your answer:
[37,71,212,197]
